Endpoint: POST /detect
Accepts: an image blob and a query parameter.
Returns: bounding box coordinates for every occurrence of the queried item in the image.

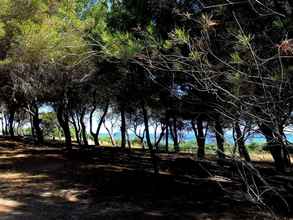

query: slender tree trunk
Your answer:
[165,115,169,152]
[134,127,145,150]
[29,114,35,137]
[142,102,159,175]
[191,119,206,159]
[71,113,81,146]
[56,105,72,150]
[234,122,250,162]
[154,125,166,152]
[16,122,20,136]
[103,121,116,146]
[32,112,43,144]
[215,119,225,159]
[80,108,88,147]
[89,105,98,145]
[95,103,109,146]
[8,109,15,138]
[142,104,153,150]
[120,105,126,149]
[140,136,145,150]
[154,124,157,144]
[259,124,290,172]
[32,103,43,144]
[1,117,5,135]
[173,117,179,152]
[126,130,132,149]
[4,114,8,136]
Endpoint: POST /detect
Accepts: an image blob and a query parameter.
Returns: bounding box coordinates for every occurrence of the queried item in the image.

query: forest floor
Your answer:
[0,137,293,220]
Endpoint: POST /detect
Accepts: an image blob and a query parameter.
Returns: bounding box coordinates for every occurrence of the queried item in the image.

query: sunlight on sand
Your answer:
[40,189,87,203]
[0,154,32,159]
[0,198,23,214]
[251,152,293,162]
[81,164,135,172]
[208,175,232,183]
[0,172,48,183]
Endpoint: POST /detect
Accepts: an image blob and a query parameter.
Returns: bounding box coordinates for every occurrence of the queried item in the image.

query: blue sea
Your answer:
[108,130,293,145]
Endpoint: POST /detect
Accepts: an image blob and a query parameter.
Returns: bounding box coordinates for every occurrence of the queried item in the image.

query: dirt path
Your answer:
[0,138,287,219]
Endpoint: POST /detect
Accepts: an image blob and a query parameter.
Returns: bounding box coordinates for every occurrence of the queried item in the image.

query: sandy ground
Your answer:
[0,137,291,220]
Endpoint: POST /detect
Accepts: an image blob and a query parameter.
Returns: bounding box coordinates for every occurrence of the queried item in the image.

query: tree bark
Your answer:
[29,114,35,137]
[126,130,132,149]
[165,115,169,152]
[56,105,72,150]
[142,104,153,150]
[191,119,205,159]
[259,124,291,172]
[89,105,97,145]
[134,127,145,150]
[71,113,81,146]
[32,104,43,144]
[103,121,116,146]
[173,117,180,152]
[154,125,166,152]
[120,104,126,148]
[95,103,109,146]
[80,108,88,147]
[8,109,15,138]
[234,122,250,162]
[142,102,159,175]
[215,119,225,159]
[4,114,9,136]
[1,117,4,135]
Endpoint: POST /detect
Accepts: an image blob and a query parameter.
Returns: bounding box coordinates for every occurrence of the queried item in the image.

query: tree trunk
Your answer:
[29,114,35,137]
[8,109,15,138]
[191,119,205,159]
[234,122,250,162]
[1,117,4,135]
[4,114,8,136]
[80,108,88,147]
[32,105,43,144]
[165,115,169,152]
[120,105,126,148]
[154,125,166,152]
[134,126,145,150]
[103,121,116,146]
[126,130,132,149]
[33,113,44,144]
[71,113,81,146]
[95,103,109,146]
[16,122,20,136]
[173,117,179,152]
[142,103,159,175]
[56,105,72,150]
[140,136,145,150]
[259,124,291,172]
[89,105,98,145]
[215,119,225,159]
[142,104,153,150]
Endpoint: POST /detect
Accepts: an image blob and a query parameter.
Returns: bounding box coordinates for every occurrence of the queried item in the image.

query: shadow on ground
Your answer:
[0,137,291,220]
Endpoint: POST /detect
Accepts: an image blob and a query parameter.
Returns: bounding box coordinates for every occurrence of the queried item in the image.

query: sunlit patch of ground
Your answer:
[0,154,32,159]
[250,152,274,161]
[0,172,48,184]
[208,175,233,183]
[81,164,136,173]
[0,172,47,180]
[40,189,88,203]
[0,198,23,214]
[251,152,293,162]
